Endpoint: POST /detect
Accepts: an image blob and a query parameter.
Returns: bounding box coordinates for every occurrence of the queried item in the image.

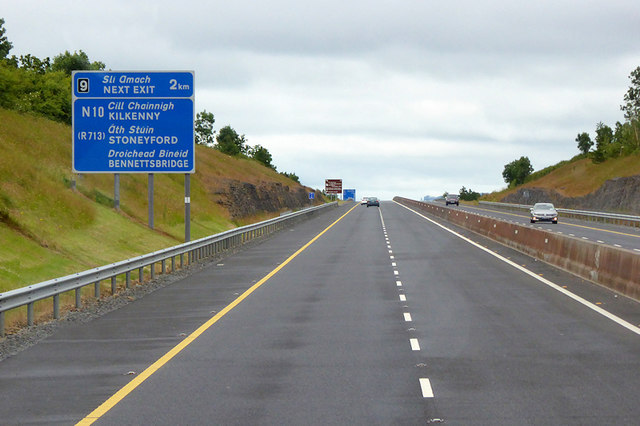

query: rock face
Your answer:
[217,179,322,219]
[501,175,640,214]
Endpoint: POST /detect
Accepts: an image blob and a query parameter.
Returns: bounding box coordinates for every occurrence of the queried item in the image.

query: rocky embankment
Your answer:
[501,175,640,214]
[216,179,323,219]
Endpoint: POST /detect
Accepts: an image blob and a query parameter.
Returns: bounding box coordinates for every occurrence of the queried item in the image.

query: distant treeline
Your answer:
[0,18,103,124]
[572,66,640,164]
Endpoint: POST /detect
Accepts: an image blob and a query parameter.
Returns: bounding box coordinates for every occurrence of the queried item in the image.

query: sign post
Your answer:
[72,71,195,237]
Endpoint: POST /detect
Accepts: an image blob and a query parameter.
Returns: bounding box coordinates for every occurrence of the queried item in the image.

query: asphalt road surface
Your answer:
[2,201,640,425]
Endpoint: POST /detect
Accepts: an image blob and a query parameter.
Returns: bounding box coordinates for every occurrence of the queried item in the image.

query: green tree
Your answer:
[592,121,613,162]
[575,132,593,155]
[249,144,274,169]
[194,110,215,146]
[215,125,246,156]
[51,50,104,76]
[502,156,533,186]
[620,66,640,147]
[0,60,20,108]
[0,18,13,59]
[613,121,635,155]
[281,171,299,183]
[16,54,50,73]
[459,186,480,201]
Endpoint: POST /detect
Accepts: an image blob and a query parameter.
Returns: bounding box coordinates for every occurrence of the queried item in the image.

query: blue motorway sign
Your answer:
[72,71,194,173]
[343,189,356,201]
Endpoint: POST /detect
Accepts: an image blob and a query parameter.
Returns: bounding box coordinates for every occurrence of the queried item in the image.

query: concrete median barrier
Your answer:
[394,197,640,301]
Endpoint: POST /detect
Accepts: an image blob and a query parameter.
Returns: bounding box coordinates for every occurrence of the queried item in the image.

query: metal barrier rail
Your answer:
[478,201,640,227]
[0,202,337,337]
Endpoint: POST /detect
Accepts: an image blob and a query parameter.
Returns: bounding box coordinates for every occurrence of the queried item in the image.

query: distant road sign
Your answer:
[325,179,342,194]
[72,71,194,173]
[309,192,315,200]
[343,189,356,201]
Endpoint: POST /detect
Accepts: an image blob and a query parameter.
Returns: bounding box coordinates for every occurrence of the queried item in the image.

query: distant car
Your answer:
[530,203,558,224]
[445,194,459,206]
[361,197,368,205]
[366,197,380,207]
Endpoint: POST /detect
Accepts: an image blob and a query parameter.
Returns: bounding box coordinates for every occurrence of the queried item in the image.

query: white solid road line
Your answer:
[395,201,640,337]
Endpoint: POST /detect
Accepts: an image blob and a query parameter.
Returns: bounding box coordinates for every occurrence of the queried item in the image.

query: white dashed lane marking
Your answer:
[420,378,434,398]
[410,338,421,351]
[379,206,436,401]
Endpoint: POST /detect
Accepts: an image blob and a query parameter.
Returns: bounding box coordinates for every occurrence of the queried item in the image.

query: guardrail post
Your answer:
[94,281,100,298]
[75,288,81,309]
[171,256,175,272]
[139,267,144,283]
[53,294,60,319]
[27,302,34,326]
[180,254,184,268]
[111,276,117,294]
[161,259,166,274]
[126,271,131,289]
[0,311,4,338]
[150,263,156,280]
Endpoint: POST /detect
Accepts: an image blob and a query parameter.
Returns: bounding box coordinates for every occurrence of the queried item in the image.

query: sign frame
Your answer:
[325,179,343,195]
[72,70,195,174]
[343,189,356,201]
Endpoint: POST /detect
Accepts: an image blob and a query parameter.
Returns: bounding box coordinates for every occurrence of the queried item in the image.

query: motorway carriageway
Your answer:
[438,201,640,253]
[1,201,640,424]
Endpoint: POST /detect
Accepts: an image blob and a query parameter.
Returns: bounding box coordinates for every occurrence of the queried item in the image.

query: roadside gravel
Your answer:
[0,253,226,362]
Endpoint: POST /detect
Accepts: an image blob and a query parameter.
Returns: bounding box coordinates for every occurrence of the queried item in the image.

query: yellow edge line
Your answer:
[76,202,359,425]
[467,205,640,239]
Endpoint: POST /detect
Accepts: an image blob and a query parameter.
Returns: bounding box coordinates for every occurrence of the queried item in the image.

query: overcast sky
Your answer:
[2,1,639,199]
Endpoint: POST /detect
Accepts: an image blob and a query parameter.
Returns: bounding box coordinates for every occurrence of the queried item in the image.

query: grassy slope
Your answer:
[0,108,310,293]
[483,153,640,202]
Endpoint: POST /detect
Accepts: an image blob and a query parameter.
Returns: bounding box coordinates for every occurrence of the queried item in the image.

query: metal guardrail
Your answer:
[0,202,337,337]
[479,201,640,227]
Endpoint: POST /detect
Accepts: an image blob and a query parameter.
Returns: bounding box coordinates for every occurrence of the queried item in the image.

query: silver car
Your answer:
[530,203,558,224]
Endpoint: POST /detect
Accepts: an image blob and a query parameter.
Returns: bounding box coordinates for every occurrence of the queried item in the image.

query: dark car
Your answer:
[530,203,558,224]
[366,197,380,207]
[445,194,459,206]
